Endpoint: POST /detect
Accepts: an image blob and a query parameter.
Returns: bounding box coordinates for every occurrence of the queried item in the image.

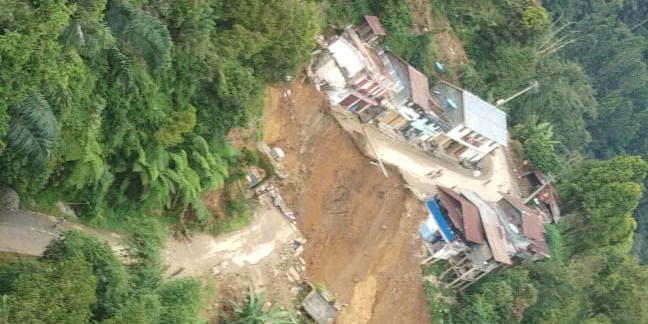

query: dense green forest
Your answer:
[323,0,648,323]
[0,226,206,323]
[0,0,319,229]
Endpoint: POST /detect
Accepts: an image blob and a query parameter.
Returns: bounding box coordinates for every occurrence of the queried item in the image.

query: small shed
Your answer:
[302,291,337,324]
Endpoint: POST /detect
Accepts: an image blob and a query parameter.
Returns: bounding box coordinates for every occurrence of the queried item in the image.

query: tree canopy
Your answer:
[0,230,205,323]
[0,0,320,227]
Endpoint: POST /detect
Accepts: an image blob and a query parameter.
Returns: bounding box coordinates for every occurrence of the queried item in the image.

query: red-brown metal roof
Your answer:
[437,186,484,244]
[500,194,544,240]
[408,65,430,111]
[436,188,464,230]
[364,16,386,36]
[501,193,550,257]
[459,189,512,265]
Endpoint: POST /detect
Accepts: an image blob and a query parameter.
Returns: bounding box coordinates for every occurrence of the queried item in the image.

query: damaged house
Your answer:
[420,186,549,290]
[310,16,401,116]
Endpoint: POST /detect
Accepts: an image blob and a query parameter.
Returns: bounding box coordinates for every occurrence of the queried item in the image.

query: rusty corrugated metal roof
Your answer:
[500,194,544,241]
[408,65,430,111]
[459,189,512,265]
[364,16,386,36]
[437,186,484,244]
[500,193,550,258]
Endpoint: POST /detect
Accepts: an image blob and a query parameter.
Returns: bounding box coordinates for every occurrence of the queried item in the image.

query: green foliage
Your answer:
[441,0,550,95]
[154,105,196,147]
[42,231,129,321]
[456,269,537,324]
[158,278,204,324]
[242,148,260,166]
[522,139,562,174]
[513,115,563,174]
[512,115,558,145]
[0,0,72,148]
[321,0,376,27]
[455,295,498,324]
[559,157,647,252]
[6,92,58,171]
[217,0,321,82]
[542,0,648,161]
[0,0,319,231]
[508,58,597,153]
[422,280,454,324]
[0,230,205,323]
[378,0,415,54]
[228,288,293,324]
[0,254,97,324]
[106,0,172,70]
[123,217,166,291]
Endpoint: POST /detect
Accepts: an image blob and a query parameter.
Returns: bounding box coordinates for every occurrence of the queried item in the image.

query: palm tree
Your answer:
[512,114,560,147]
[7,92,58,170]
[106,0,172,71]
[228,288,293,324]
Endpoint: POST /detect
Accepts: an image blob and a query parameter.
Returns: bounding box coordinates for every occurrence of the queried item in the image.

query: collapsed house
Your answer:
[517,166,561,223]
[420,186,549,290]
[309,15,507,163]
[311,16,401,118]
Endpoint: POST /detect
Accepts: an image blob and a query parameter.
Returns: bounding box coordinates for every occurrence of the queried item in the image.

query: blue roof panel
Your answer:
[426,199,456,242]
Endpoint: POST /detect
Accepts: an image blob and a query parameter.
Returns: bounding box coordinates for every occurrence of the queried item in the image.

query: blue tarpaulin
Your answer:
[426,198,456,242]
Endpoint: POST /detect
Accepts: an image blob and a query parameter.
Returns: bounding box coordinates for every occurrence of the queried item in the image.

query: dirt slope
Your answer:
[264,82,431,324]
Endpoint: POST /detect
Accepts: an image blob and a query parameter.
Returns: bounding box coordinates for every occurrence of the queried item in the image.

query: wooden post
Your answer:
[448,267,478,289]
[362,125,389,178]
[459,264,499,291]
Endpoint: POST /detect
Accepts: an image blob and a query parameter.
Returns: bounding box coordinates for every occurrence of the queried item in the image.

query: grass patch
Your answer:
[204,211,254,235]
[422,261,457,323]
[21,187,65,217]
[0,252,36,265]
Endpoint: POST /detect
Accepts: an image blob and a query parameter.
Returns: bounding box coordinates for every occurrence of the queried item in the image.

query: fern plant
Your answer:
[7,92,58,170]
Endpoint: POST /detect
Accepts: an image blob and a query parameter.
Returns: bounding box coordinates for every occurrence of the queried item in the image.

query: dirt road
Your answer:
[0,196,305,310]
[164,194,306,308]
[264,81,431,324]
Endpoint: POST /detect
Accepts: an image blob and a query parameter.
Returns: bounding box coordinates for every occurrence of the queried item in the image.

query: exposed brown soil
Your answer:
[263,81,431,324]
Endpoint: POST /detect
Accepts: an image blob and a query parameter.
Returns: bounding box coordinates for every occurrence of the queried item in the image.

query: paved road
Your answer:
[0,209,122,256]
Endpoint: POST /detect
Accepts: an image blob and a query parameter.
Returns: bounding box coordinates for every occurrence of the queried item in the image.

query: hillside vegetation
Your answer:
[0,0,319,230]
